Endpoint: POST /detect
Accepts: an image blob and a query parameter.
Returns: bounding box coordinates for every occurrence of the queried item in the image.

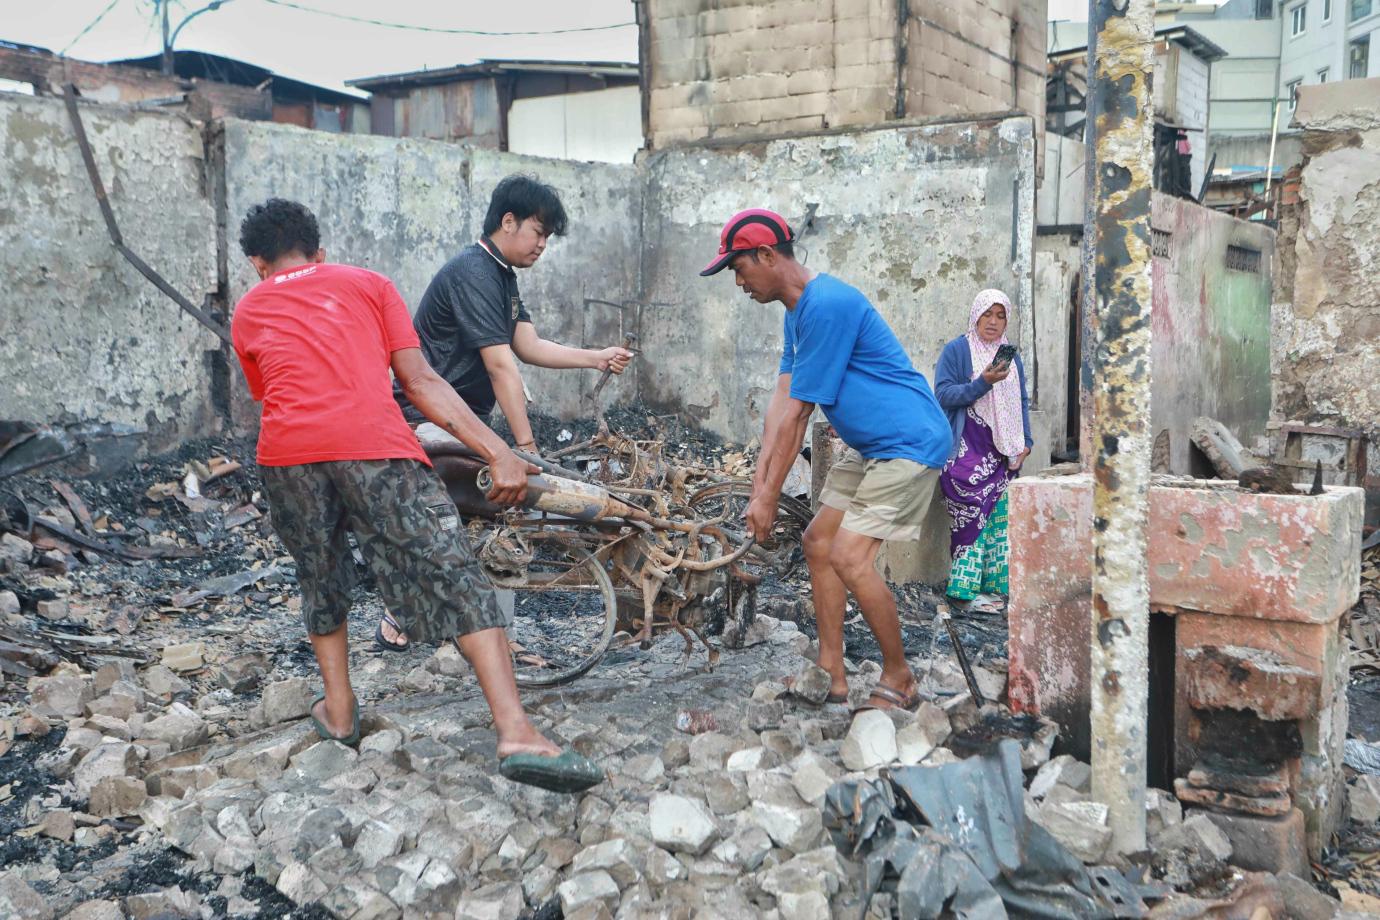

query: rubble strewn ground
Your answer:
[0,408,1377,919]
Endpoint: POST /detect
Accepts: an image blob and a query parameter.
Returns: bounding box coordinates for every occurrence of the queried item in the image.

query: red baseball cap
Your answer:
[700,209,795,276]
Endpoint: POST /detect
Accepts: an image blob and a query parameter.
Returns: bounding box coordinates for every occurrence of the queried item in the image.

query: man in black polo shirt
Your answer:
[383,174,632,650]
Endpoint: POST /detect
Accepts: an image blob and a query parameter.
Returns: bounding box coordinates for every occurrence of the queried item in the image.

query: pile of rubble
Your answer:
[0,418,1376,920]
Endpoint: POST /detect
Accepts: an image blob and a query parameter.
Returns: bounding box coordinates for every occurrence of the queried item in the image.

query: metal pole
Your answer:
[1085,0,1155,854]
[161,0,173,75]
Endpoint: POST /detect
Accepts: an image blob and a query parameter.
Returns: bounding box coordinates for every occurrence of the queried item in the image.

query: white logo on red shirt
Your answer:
[274,266,318,283]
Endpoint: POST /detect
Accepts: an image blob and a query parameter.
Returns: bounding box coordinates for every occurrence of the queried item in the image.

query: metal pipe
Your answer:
[1084,0,1155,855]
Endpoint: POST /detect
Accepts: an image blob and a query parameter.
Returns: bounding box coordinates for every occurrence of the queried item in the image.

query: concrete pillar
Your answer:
[1083,0,1157,854]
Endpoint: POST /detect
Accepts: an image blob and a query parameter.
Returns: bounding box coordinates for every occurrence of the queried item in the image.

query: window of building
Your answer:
[1257,0,1275,16]
[1286,78,1303,109]
[1324,0,1333,19]
[1353,35,1372,77]
[1354,0,1374,21]
[1318,67,1330,81]
[1291,2,1308,33]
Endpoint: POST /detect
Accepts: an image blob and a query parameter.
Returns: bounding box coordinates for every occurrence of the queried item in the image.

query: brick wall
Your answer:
[645,0,1046,150]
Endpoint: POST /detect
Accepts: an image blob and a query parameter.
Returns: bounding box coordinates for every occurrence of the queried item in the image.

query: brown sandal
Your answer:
[854,682,921,713]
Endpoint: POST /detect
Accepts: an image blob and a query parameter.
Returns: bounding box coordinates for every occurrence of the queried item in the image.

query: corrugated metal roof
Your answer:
[1049,25,1227,63]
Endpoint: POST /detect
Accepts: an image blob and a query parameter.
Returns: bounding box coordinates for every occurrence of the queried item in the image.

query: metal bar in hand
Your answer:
[61,83,233,346]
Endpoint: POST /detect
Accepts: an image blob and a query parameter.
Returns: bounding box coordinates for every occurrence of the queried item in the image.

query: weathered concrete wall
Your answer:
[639,115,1038,448]
[0,92,221,455]
[1276,79,1380,520]
[644,0,1046,154]
[1032,235,1079,457]
[1150,192,1274,473]
[220,120,642,430]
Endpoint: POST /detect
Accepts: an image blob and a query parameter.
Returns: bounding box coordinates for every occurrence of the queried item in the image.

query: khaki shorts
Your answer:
[818,449,941,542]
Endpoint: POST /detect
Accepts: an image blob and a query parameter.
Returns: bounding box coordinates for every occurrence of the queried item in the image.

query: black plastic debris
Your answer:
[821,739,1171,920]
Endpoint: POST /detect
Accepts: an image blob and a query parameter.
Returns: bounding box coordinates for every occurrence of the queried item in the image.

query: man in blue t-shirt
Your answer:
[701,209,951,711]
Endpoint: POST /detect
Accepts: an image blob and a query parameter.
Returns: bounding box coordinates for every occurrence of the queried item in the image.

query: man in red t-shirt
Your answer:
[232,198,601,792]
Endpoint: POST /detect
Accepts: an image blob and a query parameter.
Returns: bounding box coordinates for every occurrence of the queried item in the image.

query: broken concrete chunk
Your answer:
[216,653,268,694]
[791,750,842,809]
[1029,753,1093,799]
[648,793,718,855]
[139,712,208,753]
[1351,775,1380,825]
[0,876,52,920]
[360,728,402,758]
[141,665,190,698]
[0,533,35,571]
[453,882,524,920]
[276,863,330,905]
[165,805,225,861]
[0,590,19,619]
[290,740,359,782]
[353,819,404,868]
[1183,812,1234,861]
[558,871,620,916]
[161,642,204,672]
[261,677,314,725]
[688,731,740,770]
[571,837,644,888]
[620,753,665,784]
[941,692,981,733]
[1277,871,1341,920]
[426,643,472,677]
[31,674,93,719]
[38,810,75,841]
[839,709,897,771]
[1034,801,1112,864]
[745,699,786,731]
[787,662,834,704]
[401,666,437,693]
[89,776,147,817]
[35,598,69,621]
[1191,417,1250,479]
[93,660,137,695]
[750,795,824,855]
[1145,787,1184,838]
[73,742,140,798]
[63,901,123,920]
[394,737,455,776]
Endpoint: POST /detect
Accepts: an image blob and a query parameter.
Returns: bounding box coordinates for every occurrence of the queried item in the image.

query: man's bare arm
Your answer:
[511,322,632,373]
[479,344,537,451]
[745,395,814,542]
[391,348,535,504]
[751,374,794,501]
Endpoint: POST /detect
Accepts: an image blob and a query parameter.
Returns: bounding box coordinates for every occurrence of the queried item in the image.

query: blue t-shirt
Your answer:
[779,274,951,468]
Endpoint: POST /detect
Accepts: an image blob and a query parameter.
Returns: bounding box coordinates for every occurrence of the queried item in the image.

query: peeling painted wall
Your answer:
[220,119,642,429]
[1276,79,1380,520]
[638,116,1038,446]
[1149,192,1275,472]
[0,92,221,455]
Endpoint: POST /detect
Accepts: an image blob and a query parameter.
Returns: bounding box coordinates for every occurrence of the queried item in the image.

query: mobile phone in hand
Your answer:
[992,344,1017,370]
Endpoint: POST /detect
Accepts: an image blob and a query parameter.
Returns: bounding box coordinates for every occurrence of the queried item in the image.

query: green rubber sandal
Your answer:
[499,749,604,794]
[310,693,360,747]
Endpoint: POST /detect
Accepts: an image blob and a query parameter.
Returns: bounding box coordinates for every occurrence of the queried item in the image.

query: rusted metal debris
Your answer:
[60,83,232,346]
[426,424,804,687]
[1083,0,1157,854]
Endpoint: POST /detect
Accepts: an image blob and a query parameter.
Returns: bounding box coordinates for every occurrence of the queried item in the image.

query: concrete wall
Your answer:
[644,0,1045,151]
[1151,191,1275,472]
[1276,78,1380,520]
[638,115,1037,446]
[220,119,642,431]
[0,92,222,455]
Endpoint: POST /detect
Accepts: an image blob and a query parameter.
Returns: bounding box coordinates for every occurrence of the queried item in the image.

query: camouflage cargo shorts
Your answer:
[259,458,503,643]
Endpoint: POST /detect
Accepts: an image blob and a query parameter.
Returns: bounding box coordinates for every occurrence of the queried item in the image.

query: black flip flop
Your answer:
[499,749,604,794]
[375,609,408,653]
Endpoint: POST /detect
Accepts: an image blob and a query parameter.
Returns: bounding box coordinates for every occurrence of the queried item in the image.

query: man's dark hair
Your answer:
[483,175,568,237]
[745,240,795,262]
[239,198,321,262]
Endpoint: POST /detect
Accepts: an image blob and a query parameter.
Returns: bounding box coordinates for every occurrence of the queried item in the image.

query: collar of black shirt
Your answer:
[478,236,516,274]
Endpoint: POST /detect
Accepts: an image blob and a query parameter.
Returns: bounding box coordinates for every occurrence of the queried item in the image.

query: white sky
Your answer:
[5,0,1210,95]
[4,0,640,94]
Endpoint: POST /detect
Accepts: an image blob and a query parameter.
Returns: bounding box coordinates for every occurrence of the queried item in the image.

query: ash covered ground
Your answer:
[0,405,1374,919]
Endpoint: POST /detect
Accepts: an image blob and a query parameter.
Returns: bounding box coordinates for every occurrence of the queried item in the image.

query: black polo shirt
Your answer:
[393,237,531,421]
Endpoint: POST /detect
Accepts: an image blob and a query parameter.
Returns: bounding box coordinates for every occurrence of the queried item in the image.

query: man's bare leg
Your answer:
[801,506,851,701]
[829,528,917,706]
[382,612,525,658]
[455,626,561,759]
[308,623,356,737]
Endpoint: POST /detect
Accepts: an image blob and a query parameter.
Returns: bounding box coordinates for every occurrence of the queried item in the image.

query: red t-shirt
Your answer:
[232,263,430,467]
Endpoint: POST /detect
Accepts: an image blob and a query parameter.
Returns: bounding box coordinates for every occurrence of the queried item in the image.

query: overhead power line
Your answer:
[61,0,124,55]
[258,0,636,36]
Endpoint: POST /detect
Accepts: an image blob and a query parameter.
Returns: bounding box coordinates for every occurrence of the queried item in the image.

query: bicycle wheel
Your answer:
[502,535,618,689]
[685,480,813,574]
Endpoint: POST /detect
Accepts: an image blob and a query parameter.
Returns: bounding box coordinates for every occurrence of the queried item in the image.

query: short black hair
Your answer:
[239,198,320,262]
[483,175,568,237]
[744,240,795,262]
